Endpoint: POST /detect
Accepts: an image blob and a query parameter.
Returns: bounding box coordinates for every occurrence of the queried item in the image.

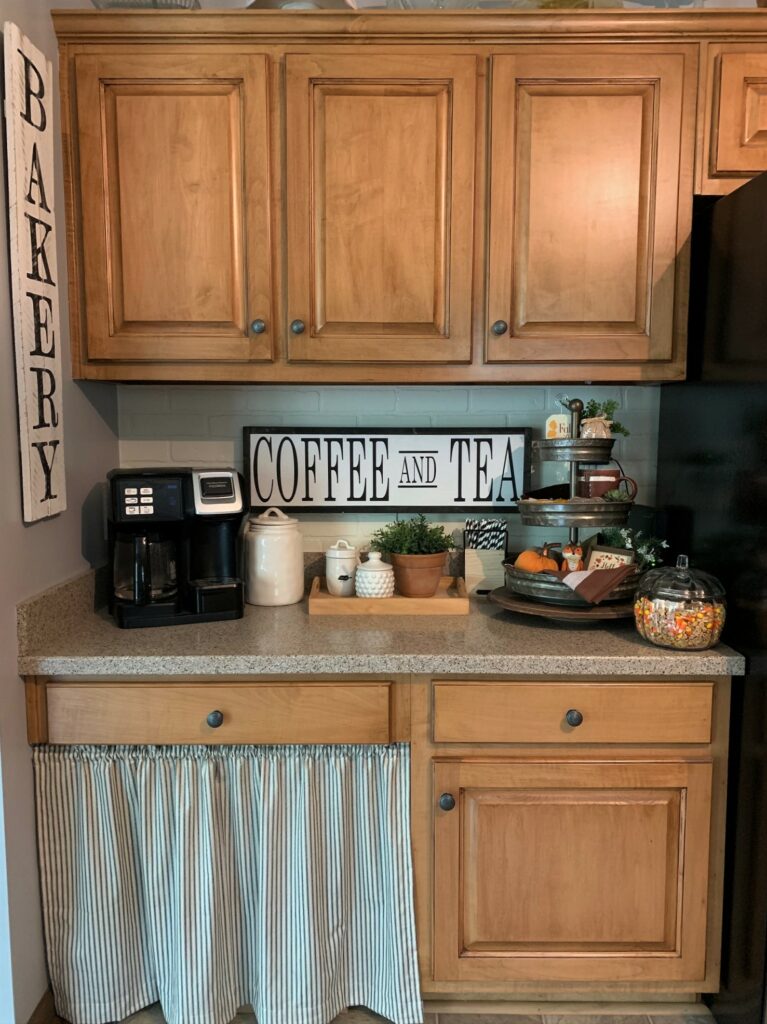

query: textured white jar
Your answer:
[245,508,304,607]
[355,552,395,598]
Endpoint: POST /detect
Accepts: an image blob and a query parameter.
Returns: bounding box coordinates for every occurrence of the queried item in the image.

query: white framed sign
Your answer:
[245,428,531,513]
[3,23,66,521]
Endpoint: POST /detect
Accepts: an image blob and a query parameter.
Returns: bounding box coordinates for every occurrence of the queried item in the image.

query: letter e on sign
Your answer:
[3,23,66,521]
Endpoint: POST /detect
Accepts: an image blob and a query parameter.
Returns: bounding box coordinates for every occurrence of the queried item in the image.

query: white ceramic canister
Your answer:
[245,507,304,607]
[325,539,358,597]
[355,552,395,599]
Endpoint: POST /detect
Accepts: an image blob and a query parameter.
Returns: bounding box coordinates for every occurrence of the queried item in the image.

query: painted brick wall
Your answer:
[118,384,659,553]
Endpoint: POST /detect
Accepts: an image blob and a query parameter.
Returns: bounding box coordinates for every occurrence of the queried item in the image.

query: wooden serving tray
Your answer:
[308,576,469,615]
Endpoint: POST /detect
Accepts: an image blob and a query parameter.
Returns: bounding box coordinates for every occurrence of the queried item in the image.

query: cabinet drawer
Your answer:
[433,681,713,745]
[46,682,392,745]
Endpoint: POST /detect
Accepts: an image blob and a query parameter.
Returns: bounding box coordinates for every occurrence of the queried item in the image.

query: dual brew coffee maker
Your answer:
[108,468,245,628]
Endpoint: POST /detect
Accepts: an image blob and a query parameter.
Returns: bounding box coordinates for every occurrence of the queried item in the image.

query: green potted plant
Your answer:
[370,513,455,598]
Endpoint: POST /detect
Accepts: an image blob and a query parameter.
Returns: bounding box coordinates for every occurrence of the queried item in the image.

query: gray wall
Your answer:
[0,2,118,1020]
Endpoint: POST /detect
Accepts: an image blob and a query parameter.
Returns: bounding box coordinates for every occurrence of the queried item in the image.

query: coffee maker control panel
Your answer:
[191,470,244,516]
[114,476,184,523]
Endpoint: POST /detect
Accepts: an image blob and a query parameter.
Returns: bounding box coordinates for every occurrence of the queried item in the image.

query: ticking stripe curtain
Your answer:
[34,744,422,1024]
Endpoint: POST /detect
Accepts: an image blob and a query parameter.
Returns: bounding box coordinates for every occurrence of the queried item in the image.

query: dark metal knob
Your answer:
[565,709,584,728]
[251,319,266,334]
[207,710,224,729]
[439,793,456,811]
[290,319,306,335]
[491,320,508,336]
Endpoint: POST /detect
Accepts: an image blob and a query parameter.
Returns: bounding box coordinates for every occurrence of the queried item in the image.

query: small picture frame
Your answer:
[585,545,637,570]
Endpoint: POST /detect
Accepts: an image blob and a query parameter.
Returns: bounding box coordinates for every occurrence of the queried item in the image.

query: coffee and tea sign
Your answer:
[245,429,531,512]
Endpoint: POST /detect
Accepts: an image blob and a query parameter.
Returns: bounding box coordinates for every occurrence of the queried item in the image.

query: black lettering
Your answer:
[450,438,471,502]
[495,438,519,503]
[26,292,55,357]
[275,437,299,503]
[18,51,46,132]
[252,436,273,503]
[424,456,437,484]
[24,143,50,212]
[474,438,493,503]
[25,214,55,286]
[370,439,390,502]
[30,367,57,429]
[399,460,412,485]
[301,437,322,502]
[324,438,344,502]
[348,437,368,503]
[31,440,59,501]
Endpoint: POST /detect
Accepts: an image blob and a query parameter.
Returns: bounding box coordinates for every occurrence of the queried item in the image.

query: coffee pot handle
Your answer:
[133,535,151,606]
[620,476,639,500]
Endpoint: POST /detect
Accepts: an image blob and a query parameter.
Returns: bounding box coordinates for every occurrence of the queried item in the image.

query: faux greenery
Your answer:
[370,514,456,556]
[601,527,668,570]
[583,399,630,437]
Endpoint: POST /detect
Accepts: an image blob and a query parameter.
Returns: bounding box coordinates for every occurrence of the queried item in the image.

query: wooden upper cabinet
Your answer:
[486,51,694,369]
[74,53,273,362]
[284,54,476,364]
[701,46,767,195]
[433,758,712,984]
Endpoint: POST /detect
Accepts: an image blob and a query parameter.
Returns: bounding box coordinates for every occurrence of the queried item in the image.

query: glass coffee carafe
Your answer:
[113,533,178,604]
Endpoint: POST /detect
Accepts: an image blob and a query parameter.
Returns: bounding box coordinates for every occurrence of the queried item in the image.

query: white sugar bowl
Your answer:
[355,552,395,599]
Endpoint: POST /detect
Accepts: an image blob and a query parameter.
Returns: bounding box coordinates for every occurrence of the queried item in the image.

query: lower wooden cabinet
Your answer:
[432,757,712,983]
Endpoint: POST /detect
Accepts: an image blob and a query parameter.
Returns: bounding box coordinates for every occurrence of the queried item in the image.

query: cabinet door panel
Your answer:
[433,759,712,982]
[75,54,272,362]
[702,48,767,193]
[286,55,476,363]
[487,52,690,365]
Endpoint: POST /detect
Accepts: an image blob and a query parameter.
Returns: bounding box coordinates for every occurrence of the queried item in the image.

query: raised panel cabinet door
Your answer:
[487,51,693,366]
[433,759,712,982]
[285,54,476,364]
[74,54,273,362]
[702,48,767,194]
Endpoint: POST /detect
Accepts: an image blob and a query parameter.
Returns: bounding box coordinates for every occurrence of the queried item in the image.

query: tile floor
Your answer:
[49,1005,716,1024]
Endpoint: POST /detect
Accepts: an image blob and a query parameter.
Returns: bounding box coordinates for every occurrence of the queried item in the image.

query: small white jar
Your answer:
[245,507,304,607]
[355,552,395,599]
[325,539,358,597]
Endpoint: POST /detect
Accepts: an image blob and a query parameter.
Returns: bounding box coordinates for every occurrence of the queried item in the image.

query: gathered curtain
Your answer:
[34,743,422,1024]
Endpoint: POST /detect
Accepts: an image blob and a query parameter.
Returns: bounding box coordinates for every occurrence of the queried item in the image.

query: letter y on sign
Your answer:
[3,23,66,521]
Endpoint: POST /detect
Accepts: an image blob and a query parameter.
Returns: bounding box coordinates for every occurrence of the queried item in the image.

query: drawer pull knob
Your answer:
[207,710,224,729]
[565,708,584,728]
[250,318,267,334]
[439,793,456,812]
[290,319,306,335]
[491,319,509,336]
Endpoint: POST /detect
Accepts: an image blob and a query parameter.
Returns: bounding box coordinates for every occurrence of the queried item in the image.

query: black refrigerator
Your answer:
[656,173,767,1024]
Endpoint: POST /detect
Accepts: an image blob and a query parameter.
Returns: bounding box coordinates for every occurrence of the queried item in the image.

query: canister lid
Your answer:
[249,507,299,528]
[356,552,394,574]
[326,539,357,557]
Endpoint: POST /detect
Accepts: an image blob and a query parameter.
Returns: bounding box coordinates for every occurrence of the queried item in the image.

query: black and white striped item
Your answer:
[464,518,507,550]
[34,744,423,1024]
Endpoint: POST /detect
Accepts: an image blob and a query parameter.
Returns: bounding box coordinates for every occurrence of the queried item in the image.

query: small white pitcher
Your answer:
[325,539,358,597]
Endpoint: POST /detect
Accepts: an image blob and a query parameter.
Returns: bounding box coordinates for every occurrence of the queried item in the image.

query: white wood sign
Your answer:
[245,428,531,512]
[3,23,66,521]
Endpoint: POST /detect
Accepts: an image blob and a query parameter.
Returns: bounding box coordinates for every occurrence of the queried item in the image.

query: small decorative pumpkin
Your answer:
[562,543,584,572]
[514,542,560,574]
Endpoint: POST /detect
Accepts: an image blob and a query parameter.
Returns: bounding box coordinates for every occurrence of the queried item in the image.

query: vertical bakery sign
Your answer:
[3,23,66,522]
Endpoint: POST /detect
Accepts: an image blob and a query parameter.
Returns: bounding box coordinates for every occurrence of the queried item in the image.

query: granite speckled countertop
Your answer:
[17,571,746,678]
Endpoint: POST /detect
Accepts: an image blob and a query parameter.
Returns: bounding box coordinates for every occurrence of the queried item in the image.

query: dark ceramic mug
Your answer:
[577,469,638,500]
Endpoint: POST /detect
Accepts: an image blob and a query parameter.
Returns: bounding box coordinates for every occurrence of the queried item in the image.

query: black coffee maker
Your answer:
[107,468,245,628]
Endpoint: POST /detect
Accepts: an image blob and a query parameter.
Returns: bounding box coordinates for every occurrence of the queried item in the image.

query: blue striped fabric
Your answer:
[34,744,423,1024]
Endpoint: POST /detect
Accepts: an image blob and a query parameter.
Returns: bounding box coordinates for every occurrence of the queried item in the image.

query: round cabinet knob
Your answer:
[565,708,584,728]
[491,320,509,336]
[290,319,306,335]
[250,319,267,334]
[207,710,224,729]
[439,793,456,812]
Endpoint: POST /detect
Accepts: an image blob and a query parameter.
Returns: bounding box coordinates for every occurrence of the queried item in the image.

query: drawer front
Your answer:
[433,681,713,745]
[46,683,392,745]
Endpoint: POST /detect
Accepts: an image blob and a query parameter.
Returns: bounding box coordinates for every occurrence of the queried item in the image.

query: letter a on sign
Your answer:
[3,24,66,521]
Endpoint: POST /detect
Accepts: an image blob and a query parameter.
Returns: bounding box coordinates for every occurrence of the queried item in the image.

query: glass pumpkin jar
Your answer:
[634,555,726,651]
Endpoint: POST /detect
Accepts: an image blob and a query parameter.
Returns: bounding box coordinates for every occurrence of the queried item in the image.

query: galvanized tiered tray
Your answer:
[503,564,639,607]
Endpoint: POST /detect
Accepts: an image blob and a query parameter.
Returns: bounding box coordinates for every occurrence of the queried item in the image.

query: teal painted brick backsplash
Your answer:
[118,384,660,552]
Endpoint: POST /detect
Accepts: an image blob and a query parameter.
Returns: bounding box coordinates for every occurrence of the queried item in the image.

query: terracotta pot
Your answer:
[389,551,447,598]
